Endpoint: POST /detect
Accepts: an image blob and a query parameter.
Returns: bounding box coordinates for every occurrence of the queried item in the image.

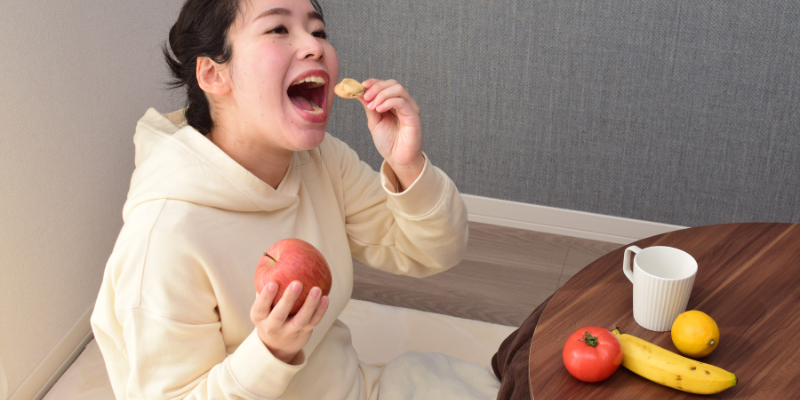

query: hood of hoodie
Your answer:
[122,108,308,221]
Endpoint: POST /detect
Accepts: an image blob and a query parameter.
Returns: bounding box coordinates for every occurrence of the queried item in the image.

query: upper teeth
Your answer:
[291,76,325,88]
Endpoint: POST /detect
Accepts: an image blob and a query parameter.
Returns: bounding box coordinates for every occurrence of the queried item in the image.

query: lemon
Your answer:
[671,310,720,358]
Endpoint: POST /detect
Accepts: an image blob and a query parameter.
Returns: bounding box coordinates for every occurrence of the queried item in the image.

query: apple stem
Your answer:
[263,252,276,263]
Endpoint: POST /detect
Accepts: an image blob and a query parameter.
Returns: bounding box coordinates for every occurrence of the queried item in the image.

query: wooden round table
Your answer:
[528,223,800,399]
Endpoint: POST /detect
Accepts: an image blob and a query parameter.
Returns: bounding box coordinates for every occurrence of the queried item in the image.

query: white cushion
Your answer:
[43,300,516,400]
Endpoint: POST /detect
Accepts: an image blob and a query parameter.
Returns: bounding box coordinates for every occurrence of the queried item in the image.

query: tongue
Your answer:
[289,95,316,111]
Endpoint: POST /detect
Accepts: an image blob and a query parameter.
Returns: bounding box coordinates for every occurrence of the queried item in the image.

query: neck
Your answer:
[207,127,293,189]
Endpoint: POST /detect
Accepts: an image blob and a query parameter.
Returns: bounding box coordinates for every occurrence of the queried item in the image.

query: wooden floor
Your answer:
[351,222,622,327]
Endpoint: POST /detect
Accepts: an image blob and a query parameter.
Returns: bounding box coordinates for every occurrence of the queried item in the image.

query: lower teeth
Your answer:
[306,101,323,115]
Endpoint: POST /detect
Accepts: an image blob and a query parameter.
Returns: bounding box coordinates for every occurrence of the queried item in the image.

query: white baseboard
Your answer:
[1,354,7,400]
[462,194,688,244]
[10,306,94,400]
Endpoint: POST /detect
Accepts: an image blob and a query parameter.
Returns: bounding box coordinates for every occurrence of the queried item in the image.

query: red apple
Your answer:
[254,238,332,316]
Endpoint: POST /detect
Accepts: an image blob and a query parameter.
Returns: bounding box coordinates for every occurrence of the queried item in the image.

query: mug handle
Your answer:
[623,245,642,283]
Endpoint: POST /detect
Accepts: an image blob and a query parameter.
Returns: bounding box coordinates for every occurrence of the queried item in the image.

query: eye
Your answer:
[267,25,288,34]
[312,30,327,39]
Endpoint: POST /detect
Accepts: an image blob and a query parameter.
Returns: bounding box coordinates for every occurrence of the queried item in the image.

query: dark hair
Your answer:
[163,0,325,135]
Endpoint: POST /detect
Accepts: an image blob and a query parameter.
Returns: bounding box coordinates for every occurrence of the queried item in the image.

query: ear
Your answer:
[196,56,231,96]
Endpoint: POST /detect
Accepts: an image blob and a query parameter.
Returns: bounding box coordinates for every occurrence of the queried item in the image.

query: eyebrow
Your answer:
[253,8,324,23]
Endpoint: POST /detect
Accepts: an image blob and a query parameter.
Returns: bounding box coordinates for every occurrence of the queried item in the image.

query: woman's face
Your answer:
[223,0,339,153]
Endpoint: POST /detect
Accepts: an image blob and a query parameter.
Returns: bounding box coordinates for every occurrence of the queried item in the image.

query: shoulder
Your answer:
[107,199,217,317]
[121,199,209,250]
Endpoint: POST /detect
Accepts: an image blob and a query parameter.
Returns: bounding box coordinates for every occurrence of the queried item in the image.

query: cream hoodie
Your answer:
[90,108,469,400]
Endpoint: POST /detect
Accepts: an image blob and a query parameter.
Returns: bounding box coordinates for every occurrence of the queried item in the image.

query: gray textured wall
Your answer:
[325,0,800,227]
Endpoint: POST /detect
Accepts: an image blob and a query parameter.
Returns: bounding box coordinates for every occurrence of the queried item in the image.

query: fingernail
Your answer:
[368,101,375,109]
[310,287,321,298]
[291,281,301,292]
[267,282,278,293]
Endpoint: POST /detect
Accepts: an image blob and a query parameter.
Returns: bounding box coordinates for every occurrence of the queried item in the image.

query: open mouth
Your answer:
[288,76,326,115]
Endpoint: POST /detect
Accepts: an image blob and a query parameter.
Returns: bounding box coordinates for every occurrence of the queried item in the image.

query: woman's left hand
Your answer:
[359,79,425,191]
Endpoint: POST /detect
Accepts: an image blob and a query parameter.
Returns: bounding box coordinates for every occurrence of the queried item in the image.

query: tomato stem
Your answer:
[579,332,599,347]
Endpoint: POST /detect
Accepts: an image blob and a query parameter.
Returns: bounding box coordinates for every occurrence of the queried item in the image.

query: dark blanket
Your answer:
[491,294,554,400]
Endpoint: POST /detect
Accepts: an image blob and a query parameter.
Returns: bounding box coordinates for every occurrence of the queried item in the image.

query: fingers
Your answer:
[267,281,303,328]
[373,97,419,117]
[250,281,278,322]
[251,282,328,362]
[357,97,382,129]
[290,287,329,329]
[309,295,330,326]
[361,79,420,115]
[252,281,329,329]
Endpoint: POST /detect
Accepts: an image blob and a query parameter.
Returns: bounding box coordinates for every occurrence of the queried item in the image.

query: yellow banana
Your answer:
[611,328,737,394]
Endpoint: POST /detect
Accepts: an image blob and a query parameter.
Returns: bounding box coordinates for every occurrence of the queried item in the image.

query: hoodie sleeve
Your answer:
[114,310,304,400]
[92,200,304,400]
[327,136,469,277]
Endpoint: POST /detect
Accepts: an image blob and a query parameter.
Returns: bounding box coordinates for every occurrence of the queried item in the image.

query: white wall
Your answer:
[0,0,183,396]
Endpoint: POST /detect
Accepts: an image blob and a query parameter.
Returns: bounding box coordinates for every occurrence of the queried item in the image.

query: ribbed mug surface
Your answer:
[633,273,695,331]
[623,246,698,332]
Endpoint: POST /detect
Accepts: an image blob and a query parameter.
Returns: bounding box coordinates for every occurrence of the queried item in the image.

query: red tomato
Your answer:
[562,327,623,382]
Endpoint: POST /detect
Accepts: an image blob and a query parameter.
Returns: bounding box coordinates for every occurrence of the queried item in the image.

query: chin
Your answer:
[293,126,328,151]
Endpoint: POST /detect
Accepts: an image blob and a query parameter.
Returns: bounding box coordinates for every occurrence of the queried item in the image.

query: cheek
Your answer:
[326,44,340,80]
[325,45,340,106]
[234,48,288,100]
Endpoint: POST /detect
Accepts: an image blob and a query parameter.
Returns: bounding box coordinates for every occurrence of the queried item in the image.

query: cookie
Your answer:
[334,78,365,99]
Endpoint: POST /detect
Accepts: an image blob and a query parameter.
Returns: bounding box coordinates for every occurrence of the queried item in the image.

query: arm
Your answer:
[346,150,468,277]
[329,141,468,278]
[340,79,468,276]
[92,205,324,400]
[115,308,302,399]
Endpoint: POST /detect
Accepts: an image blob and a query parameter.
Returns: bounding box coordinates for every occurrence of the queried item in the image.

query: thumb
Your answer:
[358,98,381,130]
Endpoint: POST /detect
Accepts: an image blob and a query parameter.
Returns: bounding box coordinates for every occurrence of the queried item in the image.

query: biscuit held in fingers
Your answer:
[334,78,365,98]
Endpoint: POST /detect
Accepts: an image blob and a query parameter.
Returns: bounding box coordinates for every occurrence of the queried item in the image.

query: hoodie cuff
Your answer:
[227,329,305,398]
[380,153,447,219]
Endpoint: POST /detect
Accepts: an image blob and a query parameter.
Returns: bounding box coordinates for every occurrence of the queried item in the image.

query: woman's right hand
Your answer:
[250,281,329,364]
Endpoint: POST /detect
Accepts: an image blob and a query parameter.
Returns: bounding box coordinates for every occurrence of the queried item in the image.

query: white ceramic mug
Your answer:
[623,246,697,331]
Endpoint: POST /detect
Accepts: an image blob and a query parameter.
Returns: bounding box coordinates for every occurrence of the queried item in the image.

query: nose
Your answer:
[298,32,325,61]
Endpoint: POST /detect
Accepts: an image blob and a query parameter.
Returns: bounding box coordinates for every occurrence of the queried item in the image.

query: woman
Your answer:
[91,0,498,398]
